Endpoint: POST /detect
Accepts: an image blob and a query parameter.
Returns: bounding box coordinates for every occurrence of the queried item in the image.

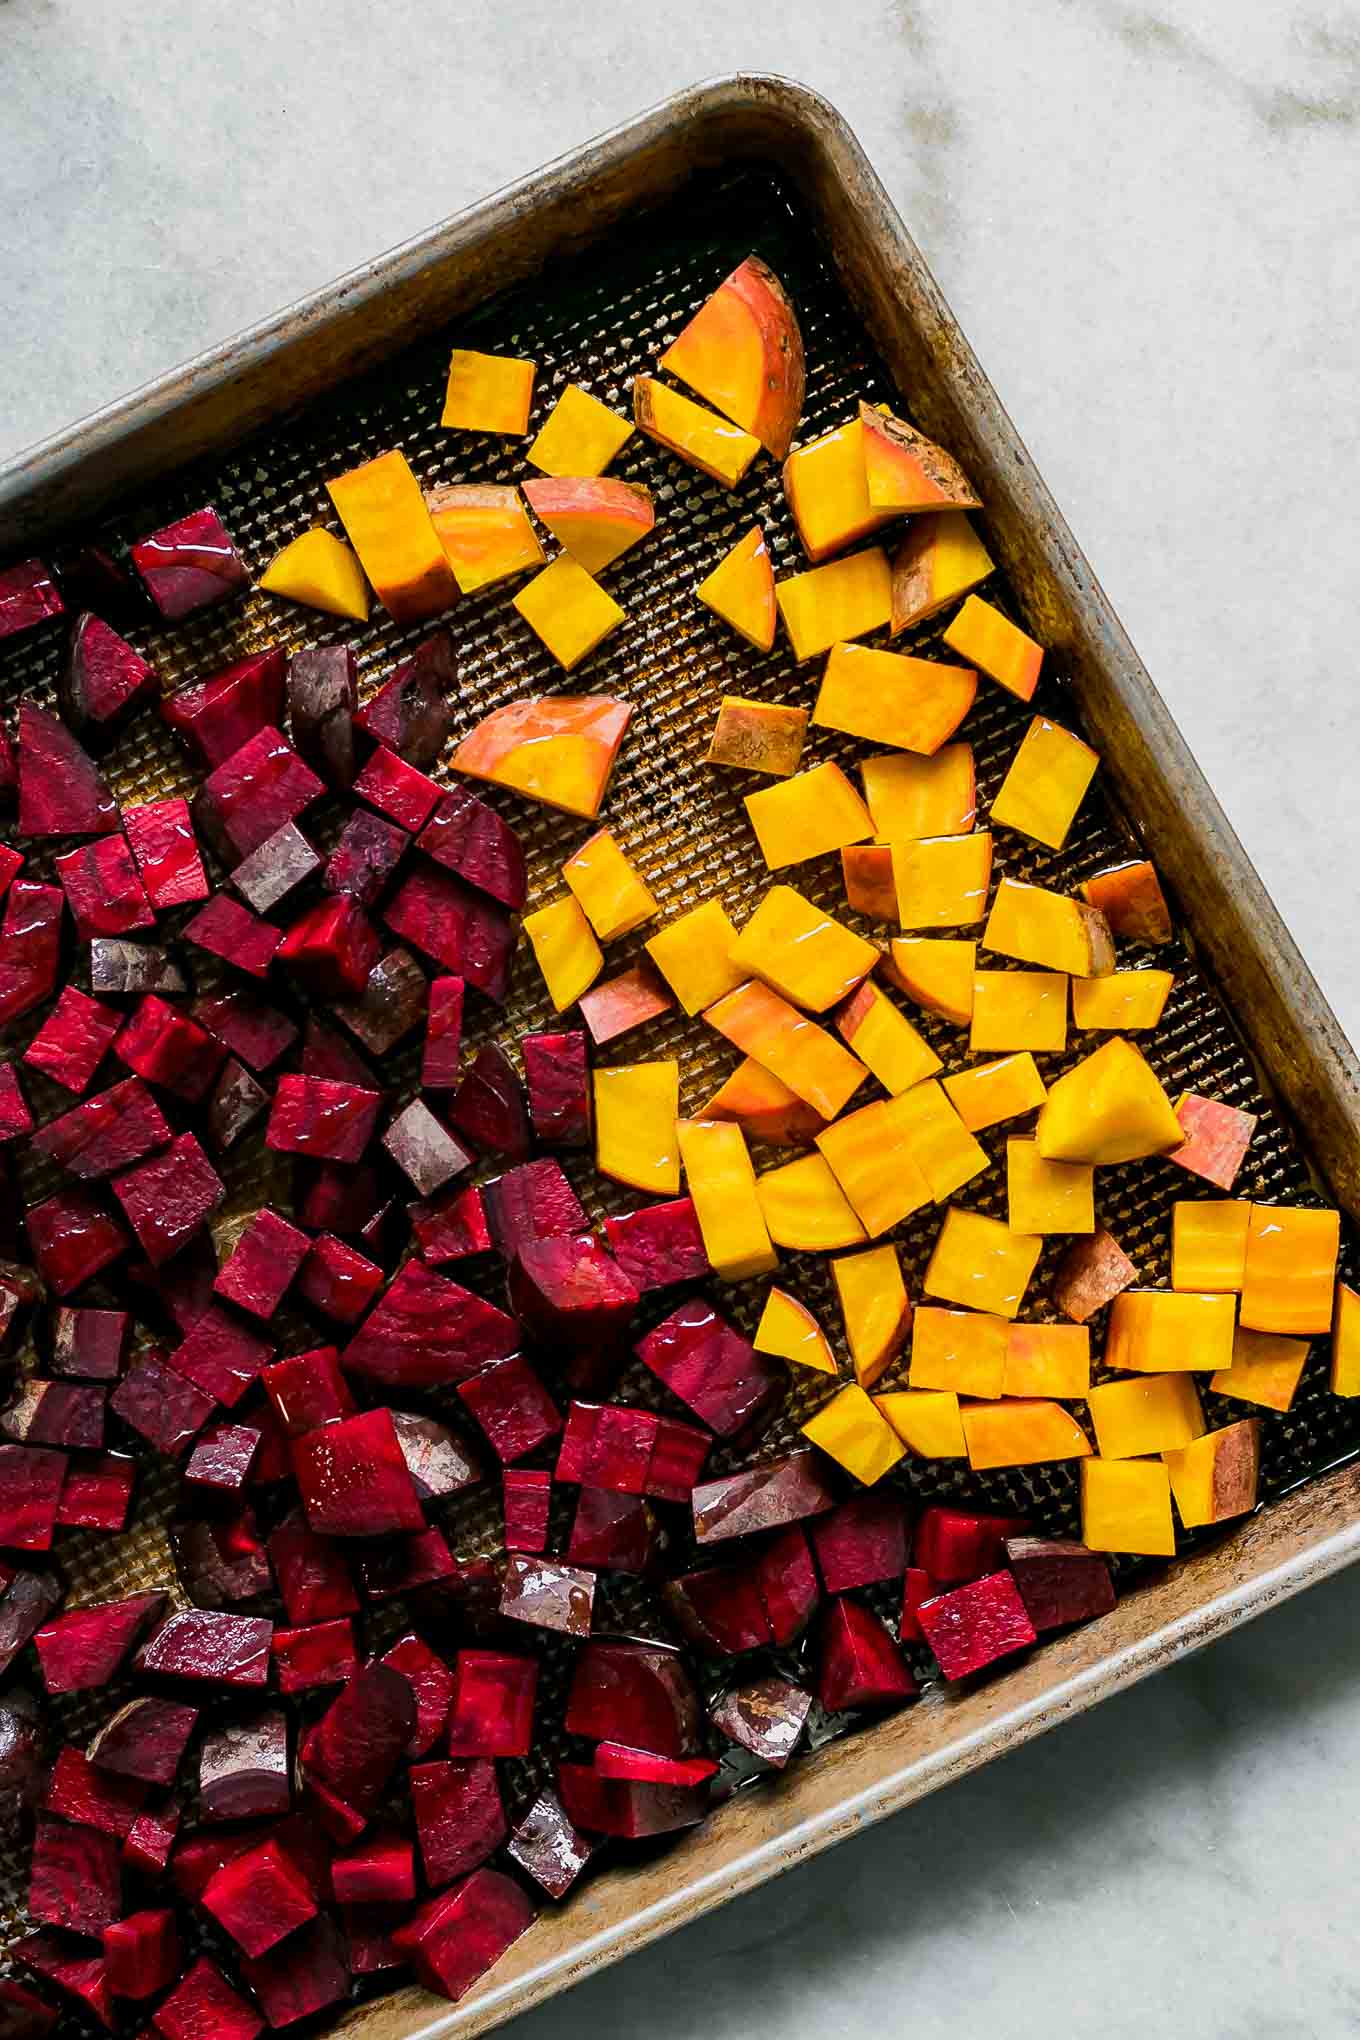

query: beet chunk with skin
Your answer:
[692,1453,838,1545]
[380,1634,457,1757]
[209,1059,269,1152]
[198,1711,290,1823]
[0,559,64,642]
[232,821,321,914]
[1,1380,106,1451]
[482,1159,586,1260]
[30,1818,122,1936]
[267,1074,382,1163]
[24,988,122,1094]
[89,937,186,998]
[417,785,527,910]
[51,1306,129,1380]
[507,1786,599,1899]
[382,1099,473,1197]
[130,507,248,620]
[509,1236,639,1377]
[567,1487,657,1573]
[557,1763,707,1841]
[110,1349,214,1456]
[565,1638,700,1757]
[354,630,454,767]
[291,1408,425,1537]
[0,879,64,1026]
[1004,1536,1116,1631]
[288,644,357,789]
[449,1043,531,1159]
[170,1509,272,1607]
[194,990,298,1072]
[161,647,287,769]
[500,1553,594,1637]
[390,1409,481,1500]
[32,1076,171,1179]
[61,614,157,739]
[88,1698,197,1786]
[55,835,154,938]
[817,1598,917,1711]
[710,1676,812,1768]
[123,798,209,909]
[343,1259,518,1389]
[17,702,117,836]
[0,1568,63,1678]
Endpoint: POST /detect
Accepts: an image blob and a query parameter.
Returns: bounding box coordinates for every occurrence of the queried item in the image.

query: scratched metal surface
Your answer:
[1,161,1357,2001]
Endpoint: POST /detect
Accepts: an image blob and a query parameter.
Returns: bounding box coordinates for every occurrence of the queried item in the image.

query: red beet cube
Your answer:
[56,835,154,939]
[593,1742,716,1786]
[262,1347,355,1434]
[522,1028,590,1147]
[292,1408,425,1536]
[0,1061,31,1142]
[123,1802,181,1878]
[300,1662,415,1828]
[43,1746,146,1835]
[663,1565,772,1658]
[753,1525,821,1644]
[110,1348,213,1456]
[899,1566,936,1642]
[375,1633,454,1757]
[194,725,323,866]
[152,1958,262,2040]
[503,1468,551,1552]
[457,1353,562,1463]
[1,1380,105,1450]
[509,1236,638,1378]
[324,807,409,906]
[167,1304,271,1407]
[693,1453,837,1544]
[557,1763,707,1840]
[567,1489,656,1574]
[56,1451,135,1531]
[294,1234,384,1324]
[353,745,441,831]
[162,646,286,768]
[17,703,116,837]
[30,1817,121,1935]
[25,1190,128,1295]
[358,1525,456,1602]
[340,1904,405,1977]
[638,1299,784,1440]
[202,1838,317,1958]
[918,1570,1038,1679]
[446,1648,537,1758]
[603,1197,709,1292]
[382,1098,472,1197]
[0,879,63,1025]
[342,1260,518,1388]
[449,1043,531,1159]
[24,988,122,1094]
[198,1711,290,1823]
[412,1758,506,1886]
[500,1552,594,1637]
[103,1909,179,1999]
[915,1506,1031,1586]
[287,644,357,788]
[268,1510,358,1625]
[0,559,63,640]
[135,1608,273,1688]
[1004,1536,1116,1632]
[184,895,282,979]
[817,1598,917,1711]
[116,995,225,1102]
[271,1618,358,1694]
[87,1698,197,1786]
[483,1158,586,1260]
[130,507,247,619]
[582,1405,658,1494]
[649,1415,714,1502]
[384,862,514,1002]
[277,896,380,1000]
[392,1867,534,2004]
[410,1182,492,1263]
[810,1495,910,1593]
[61,614,157,739]
[194,990,297,1072]
[50,1306,128,1380]
[214,1209,310,1319]
[0,1979,58,2040]
[33,1076,171,1181]
[710,1676,812,1768]
[267,1074,382,1163]
[332,1829,416,1908]
[506,1787,598,1899]
[232,820,321,914]
[112,1132,225,1266]
[123,798,208,910]
[354,631,454,768]
[416,784,527,909]
[15,1935,112,2031]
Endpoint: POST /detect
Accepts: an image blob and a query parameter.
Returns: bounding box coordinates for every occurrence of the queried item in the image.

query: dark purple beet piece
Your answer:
[410,1183,491,1263]
[262,1346,355,1436]
[30,1817,122,1936]
[168,1303,271,1407]
[129,1232,218,1336]
[184,894,282,978]
[209,1059,268,1152]
[0,727,14,805]
[194,726,324,865]
[353,745,441,831]
[44,1747,146,1837]
[652,1423,711,1506]
[393,1868,533,2004]
[295,1234,385,1324]
[287,644,357,789]
[391,1408,481,1500]
[324,807,409,908]
[342,1259,518,1388]
[194,990,297,1072]
[198,1711,289,1823]
[500,1551,594,1637]
[135,1608,272,1687]
[0,1688,46,1835]
[88,1698,197,1786]
[35,1590,167,1692]
[161,647,287,770]
[710,1676,812,1768]
[55,1452,135,1531]
[103,1908,180,1999]
[417,783,527,909]
[123,1800,180,1877]
[170,1507,272,1606]
[214,1209,310,1319]
[384,862,515,1002]
[568,1488,656,1573]
[334,945,427,1055]
[449,1043,531,1158]
[0,560,63,641]
[1004,1535,1116,1631]
[482,1158,586,1259]
[509,1236,638,1377]
[25,1190,129,1296]
[112,1132,225,1266]
[0,1061,29,1144]
[232,821,320,914]
[412,1759,506,1887]
[53,543,144,625]
[503,1468,551,1552]
[752,1526,820,1644]
[638,1299,784,1441]
[61,614,156,738]
[604,1197,709,1291]
[445,1649,537,1758]
[33,1076,171,1179]
[565,1637,698,1755]
[123,798,209,909]
[15,1934,112,2031]
[381,1098,471,1196]
[380,1633,456,1757]
[356,1524,455,1601]
[1,1380,106,1450]
[457,1354,561,1464]
[272,1617,358,1694]
[507,1786,598,1899]
[817,1597,917,1710]
[0,1566,63,1676]
[277,895,379,1000]
[900,1566,936,1642]
[810,1495,909,1594]
[693,1452,837,1545]
[917,1570,1037,1679]
[130,507,248,619]
[355,631,454,767]
[0,1260,40,1355]
[292,1407,425,1537]
[51,1306,129,1379]
[242,1915,350,2025]
[17,702,116,836]
[663,1565,772,1657]
[420,973,464,1087]
[52,833,156,937]
[267,1074,382,1163]
[296,1158,383,1234]
[301,1011,381,1087]
[915,1505,1030,1586]
[24,987,122,1094]
[299,1661,415,1829]
[557,1762,706,1840]
[89,937,186,998]
[341,1905,405,1977]
[0,879,63,1025]
[116,995,225,1103]
[0,1977,55,2040]
[331,1829,415,1907]
[110,1349,213,1455]
[268,1509,358,1625]
[153,1958,262,2040]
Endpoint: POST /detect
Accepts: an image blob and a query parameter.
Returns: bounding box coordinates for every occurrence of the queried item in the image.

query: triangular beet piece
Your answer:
[17,703,117,836]
[816,1598,916,1711]
[448,1043,531,1159]
[33,1591,167,1694]
[354,631,454,768]
[342,1260,518,1389]
[416,785,527,910]
[60,614,157,739]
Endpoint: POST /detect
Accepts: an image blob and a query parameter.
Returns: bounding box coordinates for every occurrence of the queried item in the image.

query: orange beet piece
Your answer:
[453,695,632,819]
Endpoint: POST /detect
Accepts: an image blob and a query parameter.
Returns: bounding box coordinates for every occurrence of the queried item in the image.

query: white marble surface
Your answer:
[4,0,1360,2032]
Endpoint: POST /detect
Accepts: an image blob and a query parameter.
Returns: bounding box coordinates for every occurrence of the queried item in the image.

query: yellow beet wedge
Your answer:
[924,1208,1042,1319]
[594,1063,680,1196]
[1170,1199,1251,1292]
[814,642,977,756]
[659,256,805,459]
[326,449,459,624]
[731,885,878,1012]
[962,1401,1091,1471]
[909,1306,1009,1399]
[859,400,982,514]
[645,899,744,1015]
[1072,970,1174,1032]
[1164,1420,1261,1526]
[841,844,898,921]
[943,1052,1047,1132]
[744,763,874,872]
[562,829,658,942]
[1006,1138,1094,1234]
[990,717,1099,850]
[521,895,602,1012]
[834,980,941,1094]
[441,348,536,433]
[1035,1036,1185,1165]
[706,979,867,1120]
[1210,1326,1310,1413]
[970,971,1069,1054]
[699,1059,826,1147]
[1105,1289,1236,1374]
[512,556,625,672]
[676,1118,778,1282]
[633,375,760,488]
[522,478,654,576]
[1086,1373,1205,1458]
[832,1245,911,1389]
[783,417,896,563]
[890,510,993,635]
[893,834,993,930]
[889,1082,989,1202]
[815,1096,935,1237]
[801,1384,905,1485]
[1081,1458,1176,1557]
[885,937,976,1025]
[454,695,632,819]
[944,593,1043,701]
[1332,1282,1360,1397]
[874,1389,967,1458]
[756,1153,867,1252]
[984,877,1114,977]
[706,695,805,775]
[754,1287,837,1374]
[426,484,544,593]
[1004,1322,1091,1398]
[1239,1204,1339,1334]
[696,530,778,653]
[862,744,976,839]
[259,528,370,621]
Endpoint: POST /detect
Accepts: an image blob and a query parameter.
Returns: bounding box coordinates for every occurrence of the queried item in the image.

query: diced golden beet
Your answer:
[890,1082,989,1201]
[1086,1373,1205,1458]
[326,450,459,624]
[1035,1036,1183,1164]
[1171,1200,1251,1292]
[706,980,867,1121]
[594,1063,681,1196]
[815,1098,934,1237]
[562,830,658,942]
[1210,1326,1310,1413]
[522,477,654,575]
[814,642,977,756]
[744,763,874,872]
[1169,1093,1256,1191]
[1052,1226,1138,1323]
[696,532,778,653]
[841,845,898,921]
[774,549,892,663]
[782,418,894,562]
[859,400,980,513]
[884,937,976,1025]
[1105,1289,1236,1374]
[1004,1322,1090,1398]
[970,970,1068,1053]
[1164,1419,1260,1527]
[963,1400,1090,1471]
[676,1118,778,1282]
[909,1305,1008,1398]
[425,483,545,592]
[700,1058,826,1146]
[522,895,603,1011]
[756,1153,867,1251]
[892,834,992,929]
[1080,860,1173,944]
[527,384,633,477]
[512,556,625,672]
[943,1052,1046,1132]
[984,877,1114,978]
[990,718,1099,850]
[643,899,743,1015]
[260,528,370,620]
[832,1245,911,1389]
[801,1384,906,1485]
[442,348,536,433]
[1239,1204,1339,1335]
[943,594,1042,701]
[706,694,804,774]
[1071,970,1174,1032]
[862,745,975,839]
[633,376,760,487]
[889,510,993,634]
[754,1287,836,1374]
[834,980,940,1093]
[924,1208,1042,1319]
[874,1388,966,1458]
[1080,1458,1175,1557]
[732,886,878,1012]
[659,256,805,458]
[1334,1283,1360,1396]
[1006,1138,1094,1234]
[454,695,632,819]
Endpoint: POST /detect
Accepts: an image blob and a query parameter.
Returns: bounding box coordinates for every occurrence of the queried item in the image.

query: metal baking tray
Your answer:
[3,72,1360,2040]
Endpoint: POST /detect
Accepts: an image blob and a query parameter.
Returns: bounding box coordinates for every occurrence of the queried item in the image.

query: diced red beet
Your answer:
[0,1442,66,1551]
[194,726,323,866]
[810,1495,909,1594]
[126,1223,220,1333]
[579,965,674,1049]
[17,703,116,837]
[393,1866,533,2005]
[293,1234,384,1325]
[213,1209,310,1320]
[1,1380,106,1451]
[509,1237,638,1384]
[112,1132,225,1267]
[603,1197,709,1292]
[55,835,154,939]
[380,1098,471,1197]
[88,1699,197,1787]
[638,1300,784,1441]
[379,1633,456,1757]
[24,988,122,1095]
[554,1401,605,1485]
[246,1400,292,1485]
[390,1409,481,1501]
[899,1566,936,1642]
[123,798,209,910]
[261,1347,355,1435]
[1004,1536,1116,1632]
[239,1912,348,2025]
[167,1304,271,1407]
[130,507,248,619]
[753,1525,821,1645]
[918,1570,1038,1679]
[0,879,64,1025]
[354,631,454,768]
[277,895,380,1000]
[198,1711,289,1823]
[110,1349,213,1456]
[55,1452,135,1531]
[61,614,157,742]
[300,1661,415,1831]
[522,1029,591,1147]
[356,1524,455,1602]
[384,863,515,1002]
[103,1908,179,1998]
[332,1829,416,1909]
[457,1354,561,1464]
[412,1758,507,1887]
[915,1506,1031,1586]
[0,1566,63,1675]
[0,724,13,805]
[30,1816,122,1934]
[693,1452,837,1545]
[152,1958,261,2040]
[193,990,297,1072]
[334,944,428,1055]
[324,807,409,907]
[482,1158,585,1261]
[0,1062,31,1142]
[415,784,526,911]
[342,1259,518,1388]
[287,644,357,789]
[500,1552,594,1637]
[89,937,186,999]
[353,745,441,832]
[267,1074,382,1163]
[50,1306,128,1380]
[445,1045,529,1162]
[116,995,225,1102]
[162,647,287,769]
[664,1565,773,1658]
[267,1510,358,1625]
[582,1405,657,1494]
[301,1012,382,1088]
[292,1407,425,1537]
[445,1648,537,1758]
[208,1059,269,1152]
[558,1762,707,1840]
[593,1742,717,1786]
[0,844,23,904]
[817,1598,917,1712]
[0,1260,40,1355]
[33,1078,171,1184]
[649,1415,714,1502]
[25,1190,128,1296]
[185,895,282,979]
[53,541,146,624]
[0,1979,58,2040]
[410,1182,492,1263]
[135,1608,273,1687]
[44,1747,146,1836]
[123,1800,181,1878]
[506,1786,598,1899]
[504,1468,551,1552]
[232,820,321,915]
[710,1676,813,1769]
[169,1507,272,1607]
[0,559,64,641]
[341,1903,406,1976]
[272,1618,358,1694]
[15,1935,112,2032]
[568,1489,656,1573]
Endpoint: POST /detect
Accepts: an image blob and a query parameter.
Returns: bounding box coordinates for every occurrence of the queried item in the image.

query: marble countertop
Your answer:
[4,0,1360,2032]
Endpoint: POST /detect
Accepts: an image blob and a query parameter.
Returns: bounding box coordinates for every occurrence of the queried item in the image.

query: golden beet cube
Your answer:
[1080,1458,1175,1557]
[645,899,744,1015]
[890,509,993,635]
[696,530,778,653]
[1170,1199,1251,1292]
[756,1153,868,1252]
[892,833,992,929]
[745,763,874,872]
[594,1063,680,1196]
[1210,1326,1310,1413]
[754,1287,836,1374]
[874,1389,967,1458]
[522,895,602,1011]
[1333,1281,1360,1397]
[1080,859,1173,944]
[1105,1289,1236,1374]
[453,694,631,819]
[705,694,805,776]
[984,876,1114,977]
[990,717,1099,850]
[814,642,976,756]
[962,1400,1091,1471]
[676,1118,777,1282]
[426,483,544,593]
[1086,1373,1205,1458]
[909,1305,1008,1398]
[943,1052,1046,1132]
[862,743,976,839]
[1035,1036,1184,1165]
[841,844,898,921]
[782,416,892,562]
[1164,1419,1260,1527]
[512,556,625,672]
[943,594,1042,701]
[1072,970,1174,1032]
[835,979,940,1095]
[732,885,877,1012]
[442,349,536,433]
[1006,1138,1094,1234]
[815,1097,934,1237]
[1004,1322,1091,1398]
[522,477,653,576]
[1239,1204,1339,1334]
[633,375,760,488]
[774,547,892,663]
[890,1083,989,1202]
[832,1244,911,1389]
[527,383,632,476]
[924,1207,1042,1319]
[970,970,1068,1053]
[259,528,369,621]
[801,1384,906,1486]
[706,979,867,1120]
[562,829,658,942]
[886,937,976,1025]
[326,449,458,625]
